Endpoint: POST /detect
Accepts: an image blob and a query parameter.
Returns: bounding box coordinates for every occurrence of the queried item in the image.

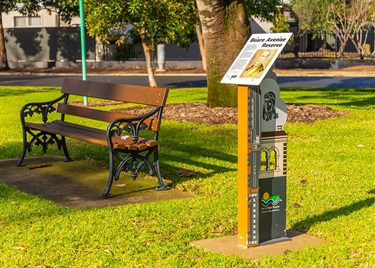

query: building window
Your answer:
[260,147,279,171]
[14,16,41,27]
[269,149,277,170]
[260,151,268,171]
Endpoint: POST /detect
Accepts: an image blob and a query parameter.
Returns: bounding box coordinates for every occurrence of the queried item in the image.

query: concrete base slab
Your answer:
[191,230,326,259]
[0,156,193,209]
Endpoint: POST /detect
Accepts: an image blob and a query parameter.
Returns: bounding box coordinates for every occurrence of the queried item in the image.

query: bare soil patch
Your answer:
[119,103,347,125]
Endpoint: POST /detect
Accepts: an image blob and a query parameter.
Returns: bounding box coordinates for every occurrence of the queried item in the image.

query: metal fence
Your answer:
[279,30,375,59]
[109,42,202,61]
[5,27,96,62]
[5,27,375,63]
[4,27,202,63]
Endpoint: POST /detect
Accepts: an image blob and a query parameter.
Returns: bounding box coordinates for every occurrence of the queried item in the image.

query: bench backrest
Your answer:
[61,79,169,106]
[57,79,169,132]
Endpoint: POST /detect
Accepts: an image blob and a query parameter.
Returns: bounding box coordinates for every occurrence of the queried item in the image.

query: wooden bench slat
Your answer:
[53,121,104,135]
[26,121,158,151]
[26,122,108,146]
[57,103,161,131]
[53,121,158,150]
[62,79,169,107]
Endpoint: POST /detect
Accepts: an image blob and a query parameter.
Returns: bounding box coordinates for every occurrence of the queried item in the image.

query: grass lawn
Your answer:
[0,85,375,267]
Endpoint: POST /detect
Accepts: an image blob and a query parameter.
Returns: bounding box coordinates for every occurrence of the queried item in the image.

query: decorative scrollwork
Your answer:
[111,122,131,136]
[139,122,149,130]
[28,132,62,153]
[22,104,56,123]
[110,121,141,141]
[114,154,153,181]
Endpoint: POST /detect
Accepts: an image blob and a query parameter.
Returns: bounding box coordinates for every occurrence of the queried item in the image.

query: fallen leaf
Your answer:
[177,170,197,177]
[104,249,114,256]
[13,245,28,250]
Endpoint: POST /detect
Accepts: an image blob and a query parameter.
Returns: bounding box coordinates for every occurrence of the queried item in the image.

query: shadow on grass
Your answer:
[160,140,237,184]
[6,129,237,188]
[292,192,375,232]
[158,121,238,184]
[0,87,57,97]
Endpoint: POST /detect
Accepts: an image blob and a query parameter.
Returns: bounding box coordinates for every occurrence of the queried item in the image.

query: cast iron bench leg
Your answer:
[153,147,169,191]
[61,136,73,162]
[101,149,115,199]
[101,172,114,199]
[15,133,28,167]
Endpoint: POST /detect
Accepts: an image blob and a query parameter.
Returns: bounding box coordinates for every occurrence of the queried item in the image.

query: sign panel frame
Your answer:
[221,33,292,86]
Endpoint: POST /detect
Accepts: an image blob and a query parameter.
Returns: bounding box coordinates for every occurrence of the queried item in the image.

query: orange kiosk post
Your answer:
[237,84,261,246]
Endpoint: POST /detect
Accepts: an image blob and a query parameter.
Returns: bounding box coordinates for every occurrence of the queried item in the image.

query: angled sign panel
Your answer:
[221,33,293,86]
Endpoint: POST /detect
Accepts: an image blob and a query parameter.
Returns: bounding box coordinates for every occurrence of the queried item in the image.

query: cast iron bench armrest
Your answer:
[106,106,161,148]
[19,93,67,124]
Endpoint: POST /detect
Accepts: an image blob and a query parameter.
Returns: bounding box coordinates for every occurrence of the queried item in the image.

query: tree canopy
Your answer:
[245,0,281,22]
[83,0,197,87]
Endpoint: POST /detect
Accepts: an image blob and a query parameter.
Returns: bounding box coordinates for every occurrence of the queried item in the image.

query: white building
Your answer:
[2,9,81,28]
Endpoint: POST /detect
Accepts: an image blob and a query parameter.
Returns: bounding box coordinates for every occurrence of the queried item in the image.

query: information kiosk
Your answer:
[221,33,292,247]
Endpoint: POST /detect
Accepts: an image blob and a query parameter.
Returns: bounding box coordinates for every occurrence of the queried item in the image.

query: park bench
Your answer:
[16,78,170,198]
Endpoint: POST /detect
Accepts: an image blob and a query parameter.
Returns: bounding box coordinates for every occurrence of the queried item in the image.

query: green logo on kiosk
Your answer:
[261,192,282,207]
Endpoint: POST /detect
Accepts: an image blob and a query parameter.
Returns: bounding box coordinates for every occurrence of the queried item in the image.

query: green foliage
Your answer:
[0,1,38,14]
[0,0,77,19]
[289,0,334,37]
[82,0,198,86]
[270,9,289,33]
[50,0,80,23]
[244,0,281,22]
[83,0,197,48]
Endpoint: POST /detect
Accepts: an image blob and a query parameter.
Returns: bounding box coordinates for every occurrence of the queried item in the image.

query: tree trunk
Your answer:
[293,36,300,58]
[141,41,157,87]
[139,29,157,87]
[0,13,9,70]
[195,23,206,72]
[336,34,350,58]
[196,0,250,107]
